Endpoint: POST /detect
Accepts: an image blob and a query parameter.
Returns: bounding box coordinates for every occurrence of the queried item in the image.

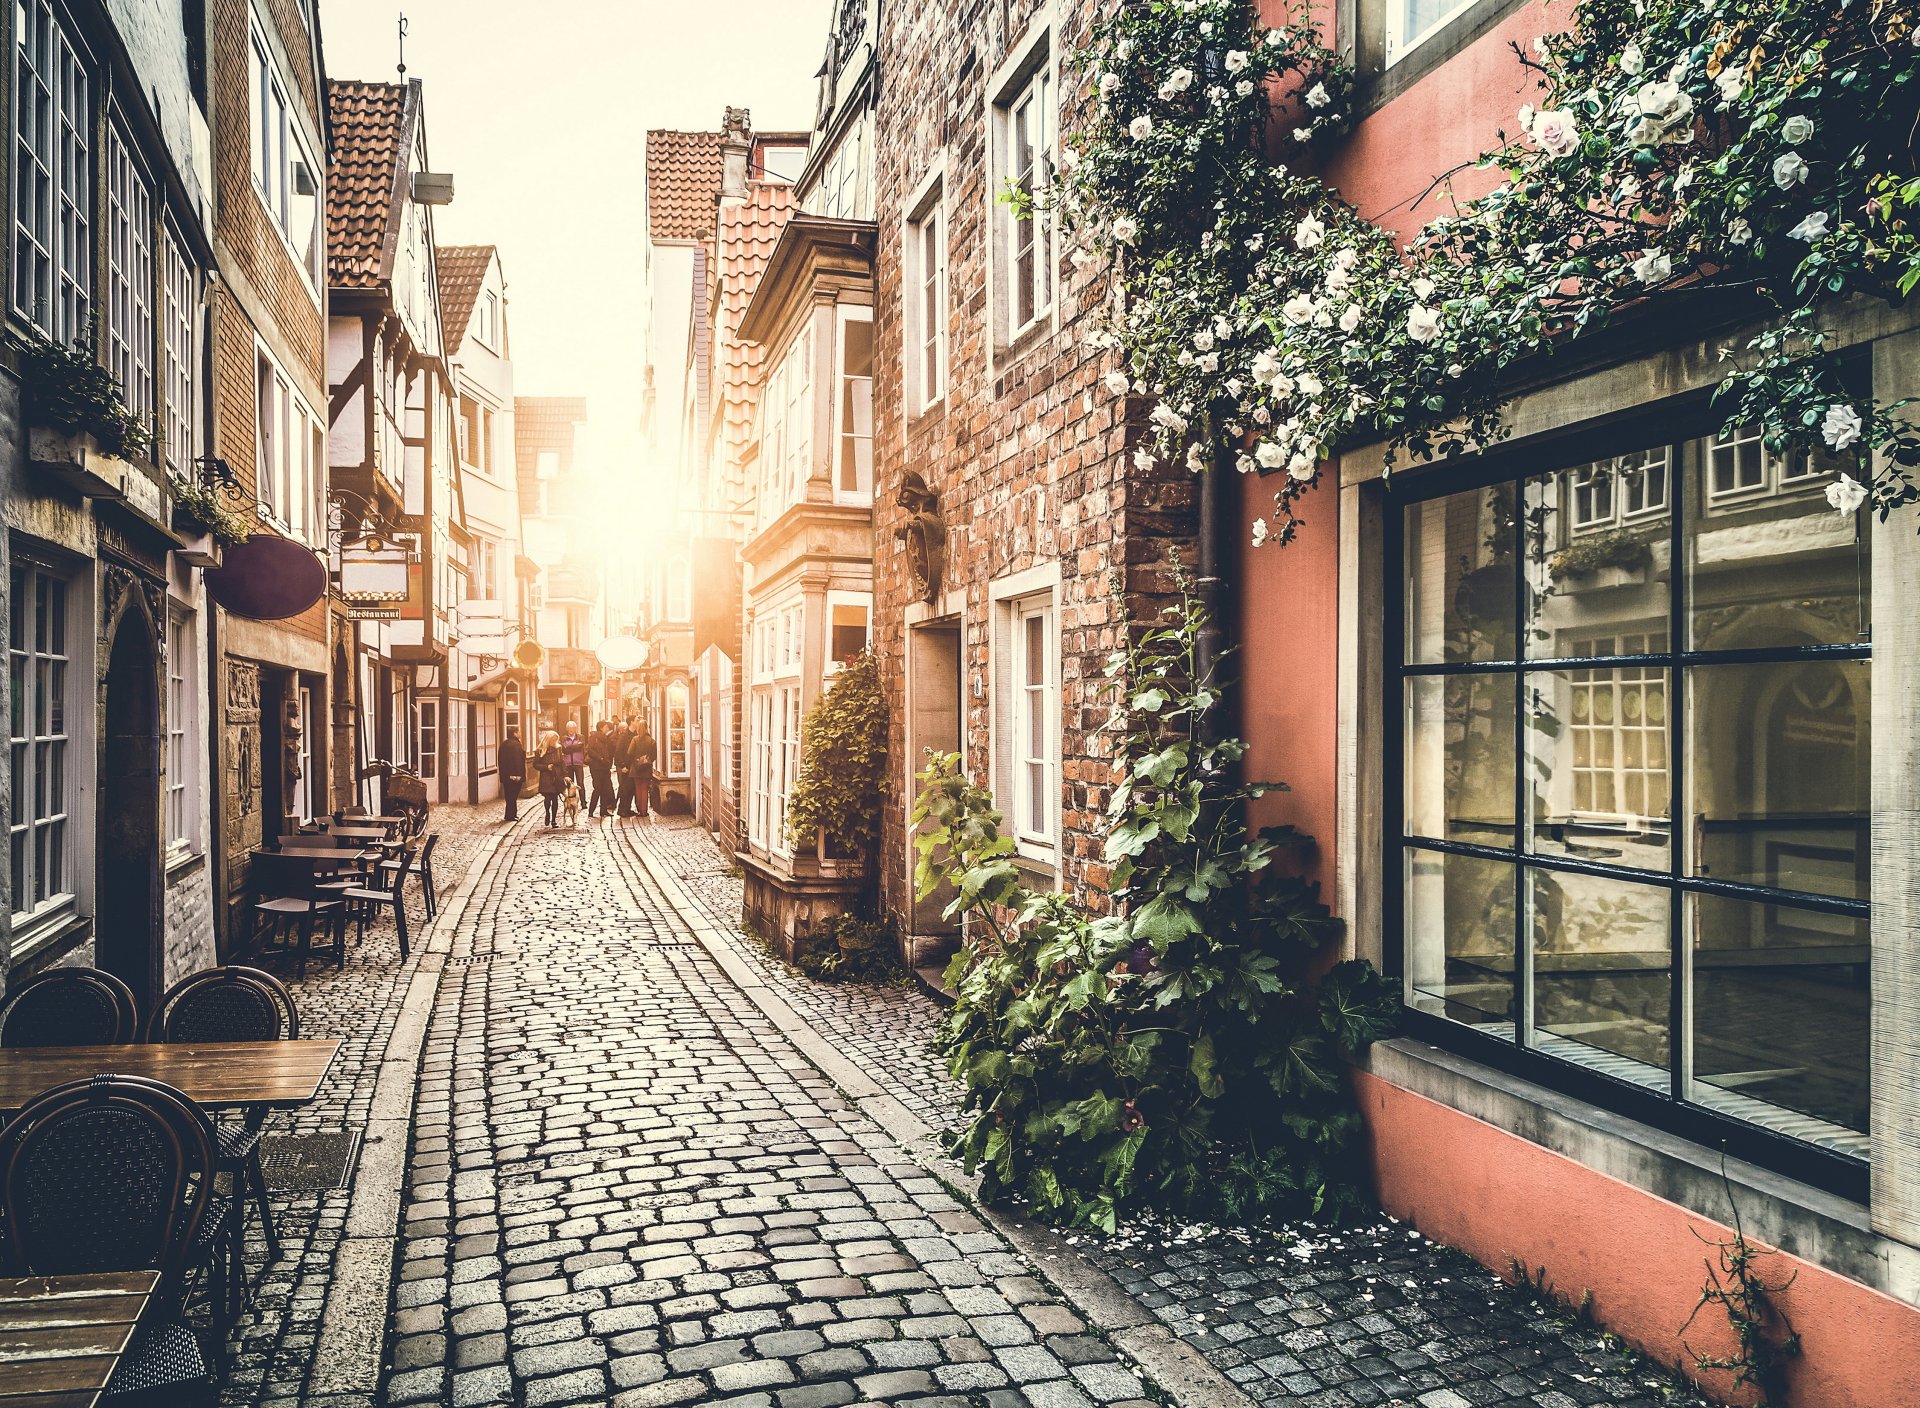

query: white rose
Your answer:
[1726,217,1753,246]
[1235,453,1256,474]
[1185,443,1209,473]
[1132,447,1155,472]
[1224,50,1249,73]
[1293,214,1326,250]
[1168,67,1194,92]
[1099,73,1121,98]
[1197,353,1219,373]
[1773,152,1809,189]
[1103,371,1131,396]
[1781,114,1814,145]
[1270,373,1295,396]
[1149,403,1188,435]
[1334,247,1358,272]
[1716,64,1746,106]
[1111,215,1139,244]
[1293,126,1315,142]
[1255,440,1287,469]
[1236,80,1255,98]
[1214,316,1234,341]
[1629,248,1672,284]
[1251,350,1282,384]
[1517,103,1536,131]
[1306,83,1331,109]
[1339,303,1363,333]
[1530,108,1581,158]
[1282,294,1317,325]
[1129,115,1154,141]
[1822,403,1864,451]
[1406,305,1442,343]
[1787,211,1830,242]
[1287,452,1315,481]
[1826,472,1868,515]
[1192,329,1215,352]
[1251,517,1270,547]
[1297,373,1323,397]
[1631,79,1695,144]
[1620,42,1645,76]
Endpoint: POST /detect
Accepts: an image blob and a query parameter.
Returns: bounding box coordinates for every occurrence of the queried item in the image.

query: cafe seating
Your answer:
[0,966,139,1047]
[339,842,417,960]
[247,852,348,978]
[380,832,441,920]
[0,1074,222,1400]
[147,967,299,1278]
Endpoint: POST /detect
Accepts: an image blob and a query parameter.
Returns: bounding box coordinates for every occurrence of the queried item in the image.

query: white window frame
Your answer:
[161,226,198,478]
[988,21,1057,360]
[1567,447,1670,534]
[824,590,872,679]
[296,681,318,821]
[104,121,155,431]
[1707,423,1827,506]
[476,703,498,774]
[256,341,324,546]
[903,163,948,414]
[12,1,91,341]
[1387,0,1483,67]
[247,12,322,296]
[10,559,77,929]
[417,697,439,781]
[992,566,1062,867]
[833,305,874,504]
[666,679,690,777]
[165,611,198,858]
[758,330,813,525]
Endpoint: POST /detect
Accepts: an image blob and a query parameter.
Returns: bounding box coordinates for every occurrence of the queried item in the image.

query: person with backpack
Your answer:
[533,730,567,828]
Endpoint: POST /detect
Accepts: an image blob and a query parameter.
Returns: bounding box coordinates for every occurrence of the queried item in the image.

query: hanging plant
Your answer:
[10,321,154,460]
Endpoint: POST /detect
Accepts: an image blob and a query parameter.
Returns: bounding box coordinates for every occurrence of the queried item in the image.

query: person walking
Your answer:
[629,723,658,820]
[499,727,526,822]
[585,720,616,818]
[614,717,638,818]
[560,719,587,795]
[534,729,566,828]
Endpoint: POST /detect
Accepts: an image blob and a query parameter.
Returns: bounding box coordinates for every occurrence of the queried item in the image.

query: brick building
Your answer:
[869,0,1194,967]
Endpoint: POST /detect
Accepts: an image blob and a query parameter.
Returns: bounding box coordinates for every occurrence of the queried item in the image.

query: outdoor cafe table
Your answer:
[322,825,391,842]
[0,1270,158,1408]
[0,1040,341,1114]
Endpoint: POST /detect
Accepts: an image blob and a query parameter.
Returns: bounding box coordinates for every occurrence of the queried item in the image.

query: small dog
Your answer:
[560,778,581,827]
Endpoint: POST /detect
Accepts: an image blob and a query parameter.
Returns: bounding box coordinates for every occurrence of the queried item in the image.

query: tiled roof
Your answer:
[646,130,725,242]
[437,245,494,354]
[328,80,411,288]
[712,184,796,474]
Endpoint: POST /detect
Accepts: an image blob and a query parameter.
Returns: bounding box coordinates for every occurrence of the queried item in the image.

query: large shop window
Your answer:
[666,680,689,778]
[10,562,75,930]
[12,0,91,341]
[1395,422,1871,1185]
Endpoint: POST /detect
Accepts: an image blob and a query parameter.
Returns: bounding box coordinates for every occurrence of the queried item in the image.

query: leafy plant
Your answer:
[786,649,887,897]
[913,570,1396,1232]
[1548,527,1652,582]
[796,913,903,984]
[1681,1169,1802,1407]
[170,462,254,545]
[10,321,154,460]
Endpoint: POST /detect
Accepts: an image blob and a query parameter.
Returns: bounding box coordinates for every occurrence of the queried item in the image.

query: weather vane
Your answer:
[397,12,408,76]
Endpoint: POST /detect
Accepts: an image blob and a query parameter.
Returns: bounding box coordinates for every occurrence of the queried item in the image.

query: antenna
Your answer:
[397,12,409,76]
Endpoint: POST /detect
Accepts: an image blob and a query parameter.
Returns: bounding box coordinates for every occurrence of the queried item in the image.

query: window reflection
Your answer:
[1405,850,1515,1035]
[1531,870,1669,1087]
[1526,668,1670,870]
[1405,484,1516,663]
[1406,673,1514,845]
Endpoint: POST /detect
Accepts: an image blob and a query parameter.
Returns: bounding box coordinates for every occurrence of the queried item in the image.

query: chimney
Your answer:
[718,106,753,205]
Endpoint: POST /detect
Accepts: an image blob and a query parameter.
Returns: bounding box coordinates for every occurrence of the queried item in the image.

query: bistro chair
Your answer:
[0,1074,221,1400]
[340,842,416,960]
[380,832,440,920]
[0,966,139,1047]
[246,852,348,979]
[147,967,299,1270]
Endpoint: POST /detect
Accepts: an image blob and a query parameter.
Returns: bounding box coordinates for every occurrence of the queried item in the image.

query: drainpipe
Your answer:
[1196,441,1237,751]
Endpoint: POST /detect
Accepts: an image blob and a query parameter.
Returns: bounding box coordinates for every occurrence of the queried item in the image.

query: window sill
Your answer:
[7,911,91,979]
[164,848,205,882]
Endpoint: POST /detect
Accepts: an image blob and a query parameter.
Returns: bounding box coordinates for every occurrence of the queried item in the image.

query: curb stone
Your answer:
[610,819,1257,1408]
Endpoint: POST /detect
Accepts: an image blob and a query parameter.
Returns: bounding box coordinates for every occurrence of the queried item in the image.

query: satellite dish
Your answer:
[204,535,328,620]
[595,636,648,672]
[513,639,546,670]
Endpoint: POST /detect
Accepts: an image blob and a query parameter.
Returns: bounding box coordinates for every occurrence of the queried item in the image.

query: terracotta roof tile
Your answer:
[437,244,495,354]
[646,130,725,242]
[328,80,411,289]
[712,184,796,472]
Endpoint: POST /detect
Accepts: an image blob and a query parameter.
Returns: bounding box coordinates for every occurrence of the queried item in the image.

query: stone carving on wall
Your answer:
[283,696,304,800]
[895,470,947,605]
[98,560,164,680]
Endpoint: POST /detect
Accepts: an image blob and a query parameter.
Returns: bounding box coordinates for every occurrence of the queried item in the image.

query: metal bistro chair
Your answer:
[0,1074,222,1401]
[340,841,416,960]
[148,967,300,1280]
[247,852,347,979]
[380,832,440,920]
[0,966,139,1047]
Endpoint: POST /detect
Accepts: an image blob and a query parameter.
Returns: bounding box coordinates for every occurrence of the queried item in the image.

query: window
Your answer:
[104,125,155,429]
[758,333,813,523]
[1002,592,1058,858]
[748,600,804,853]
[165,614,196,855]
[476,703,498,774]
[993,53,1055,343]
[835,307,874,501]
[905,186,947,411]
[10,562,74,927]
[756,141,809,184]
[666,680,689,776]
[665,558,691,623]
[808,120,868,219]
[826,592,871,674]
[447,701,467,785]
[161,229,197,477]
[501,682,523,745]
[1708,423,1825,502]
[475,290,499,348]
[12,0,91,340]
[297,682,318,820]
[1388,0,1479,65]
[256,346,323,543]
[248,16,321,290]
[417,698,439,781]
[1397,422,1871,1173]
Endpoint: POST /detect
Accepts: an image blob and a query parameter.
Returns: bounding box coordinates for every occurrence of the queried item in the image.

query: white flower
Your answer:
[1099,73,1121,98]
[1070,249,1095,271]
[1296,372,1323,397]
[1132,447,1155,471]
[1129,115,1154,141]
[1293,126,1314,142]
[1197,353,1219,373]
[1282,293,1318,325]
[1288,452,1315,480]
[1235,453,1256,474]
[1266,30,1285,47]
[1781,114,1814,145]
[1629,79,1694,145]
[1620,42,1645,76]
[1523,242,1545,265]
[1334,246,1359,272]
[1726,217,1753,246]
[1185,442,1208,473]
[1111,215,1139,244]
[1293,214,1326,250]
[1338,303,1363,333]
[1306,82,1331,109]
[1716,64,1746,106]
[1787,211,1830,242]
[1822,403,1864,451]
[1406,305,1442,343]
[1167,67,1194,92]
[1270,373,1295,396]
[1224,50,1249,73]
[1192,329,1215,352]
[1446,362,1464,378]
[1529,108,1581,158]
[1251,349,1282,384]
[1114,38,1132,60]
[1059,146,1079,172]
[1236,80,1255,98]
[1214,316,1233,341]
[1255,440,1287,469]
[1517,103,1536,131]
[1826,472,1868,515]
[1412,276,1436,300]
[1103,371,1131,396]
[1629,248,1671,284]
[1673,162,1694,194]
[1773,152,1809,189]
[1251,517,1270,547]
[1149,403,1188,435]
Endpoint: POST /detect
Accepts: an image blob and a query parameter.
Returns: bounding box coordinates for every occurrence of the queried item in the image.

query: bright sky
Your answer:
[324,0,833,490]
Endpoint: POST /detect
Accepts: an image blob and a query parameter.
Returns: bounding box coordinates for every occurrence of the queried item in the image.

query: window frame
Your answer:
[665,679,690,777]
[103,119,155,435]
[903,163,948,415]
[416,697,439,781]
[9,558,77,934]
[986,17,1057,366]
[12,0,93,342]
[833,304,874,504]
[995,585,1060,864]
[246,11,323,298]
[1385,414,1873,1201]
[165,611,198,858]
[255,340,323,545]
[160,224,198,478]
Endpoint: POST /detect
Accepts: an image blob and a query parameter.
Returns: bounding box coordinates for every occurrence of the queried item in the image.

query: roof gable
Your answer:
[646,129,725,242]
[328,79,416,289]
[437,244,497,354]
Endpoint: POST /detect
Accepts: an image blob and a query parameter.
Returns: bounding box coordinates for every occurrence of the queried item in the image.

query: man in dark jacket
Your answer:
[499,728,526,822]
[614,719,638,817]
[585,720,617,818]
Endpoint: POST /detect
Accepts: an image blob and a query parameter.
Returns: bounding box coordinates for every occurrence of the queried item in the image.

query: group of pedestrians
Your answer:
[496,716,657,827]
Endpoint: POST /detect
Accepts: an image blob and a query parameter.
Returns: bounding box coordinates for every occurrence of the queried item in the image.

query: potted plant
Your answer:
[168,464,254,568]
[1548,527,1654,587]
[11,322,154,499]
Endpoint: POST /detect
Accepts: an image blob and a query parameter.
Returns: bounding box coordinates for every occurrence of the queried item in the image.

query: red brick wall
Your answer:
[872,0,1197,932]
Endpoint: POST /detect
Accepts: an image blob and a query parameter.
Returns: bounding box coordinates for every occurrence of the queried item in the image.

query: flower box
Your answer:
[172,523,223,570]
[28,425,132,501]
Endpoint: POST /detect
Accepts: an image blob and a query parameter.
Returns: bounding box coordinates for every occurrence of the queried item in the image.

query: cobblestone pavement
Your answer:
[383,816,1164,1408]
[628,820,1711,1408]
[219,803,515,1406]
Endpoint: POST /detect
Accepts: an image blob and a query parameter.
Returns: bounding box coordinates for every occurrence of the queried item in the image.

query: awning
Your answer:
[467,663,515,700]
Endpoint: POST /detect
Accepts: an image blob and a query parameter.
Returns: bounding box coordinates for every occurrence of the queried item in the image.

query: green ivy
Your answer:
[785,649,887,894]
[10,321,154,461]
[913,572,1395,1232]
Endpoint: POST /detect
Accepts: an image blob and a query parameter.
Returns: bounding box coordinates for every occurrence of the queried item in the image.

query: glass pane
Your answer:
[1686,437,1869,650]
[1688,660,1867,902]
[1526,667,1670,871]
[1404,849,1516,1034]
[1406,672,1515,847]
[1024,612,1044,687]
[1531,869,1669,1087]
[1405,484,1517,663]
[1691,893,1868,1156]
[1524,459,1671,661]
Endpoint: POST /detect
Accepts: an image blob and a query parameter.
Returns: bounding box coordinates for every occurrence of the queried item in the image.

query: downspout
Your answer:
[1197,438,1238,751]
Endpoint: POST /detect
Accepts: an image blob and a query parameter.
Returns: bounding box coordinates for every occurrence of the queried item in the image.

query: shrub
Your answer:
[11,321,154,460]
[786,650,886,888]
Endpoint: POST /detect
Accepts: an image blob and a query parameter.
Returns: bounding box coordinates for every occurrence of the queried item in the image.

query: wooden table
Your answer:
[0,1041,341,1114]
[322,826,390,842]
[260,847,374,868]
[0,1270,157,1407]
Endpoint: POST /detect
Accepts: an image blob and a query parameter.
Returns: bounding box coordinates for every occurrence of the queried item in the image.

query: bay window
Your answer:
[13,0,91,341]
[835,307,874,501]
[758,334,812,524]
